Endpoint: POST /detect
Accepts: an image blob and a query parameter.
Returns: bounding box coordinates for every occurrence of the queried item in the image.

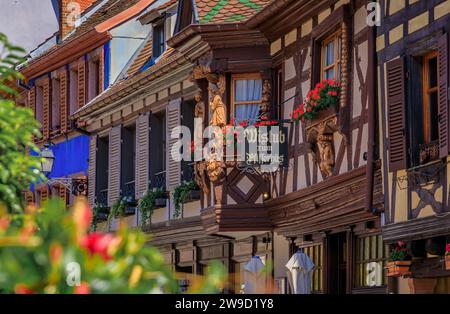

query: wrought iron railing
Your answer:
[182,162,196,182]
[419,140,439,165]
[150,170,166,189]
[122,180,136,199]
[97,188,108,207]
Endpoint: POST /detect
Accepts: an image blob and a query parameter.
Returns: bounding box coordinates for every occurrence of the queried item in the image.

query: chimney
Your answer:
[60,0,96,40]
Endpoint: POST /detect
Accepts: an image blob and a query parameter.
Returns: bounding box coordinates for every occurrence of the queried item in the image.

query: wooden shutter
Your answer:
[135,113,149,199]
[60,70,69,133]
[24,191,34,206]
[386,57,407,171]
[78,59,86,108]
[39,186,49,204]
[108,125,122,206]
[167,99,181,190]
[98,52,104,93]
[58,184,68,206]
[29,86,36,116]
[88,135,98,205]
[438,33,449,159]
[42,77,50,139]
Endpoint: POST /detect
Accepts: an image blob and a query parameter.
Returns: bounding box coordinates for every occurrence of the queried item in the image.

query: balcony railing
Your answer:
[122,180,136,199]
[182,162,196,182]
[97,188,108,207]
[150,170,166,189]
[419,141,439,165]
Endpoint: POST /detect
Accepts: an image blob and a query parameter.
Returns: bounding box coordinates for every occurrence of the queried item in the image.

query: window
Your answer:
[51,77,61,132]
[355,234,388,288]
[321,31,342,81]
[96,136,109,206]
[406,50,441,166]
[422,51,439,146]
[299,244,323,293]
[153,22,165,59]
[231,73,263,124]
[121,124,136,199]
[150,111,166,189]
[88,59,100,102]
[69,68,78,116]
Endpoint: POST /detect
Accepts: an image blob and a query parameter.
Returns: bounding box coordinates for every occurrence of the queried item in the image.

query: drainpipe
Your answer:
[365,22,377,215]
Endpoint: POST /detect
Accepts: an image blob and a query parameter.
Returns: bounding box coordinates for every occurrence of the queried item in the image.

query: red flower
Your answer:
[15,284,35,294]
[80,233,116,261]
[239,120,249,127]
[446,243,450,253]
[74,282,91,294]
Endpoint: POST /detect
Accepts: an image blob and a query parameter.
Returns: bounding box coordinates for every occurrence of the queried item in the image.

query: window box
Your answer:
[445,255,450,271]
[96,207,109,222]
[305,105,339,131]
[387,261,412,277]
[185,190,201,202]
[155,197,167,208]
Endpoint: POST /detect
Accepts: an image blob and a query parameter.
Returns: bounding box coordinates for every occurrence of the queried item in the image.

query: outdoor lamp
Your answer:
[40,144,55,175]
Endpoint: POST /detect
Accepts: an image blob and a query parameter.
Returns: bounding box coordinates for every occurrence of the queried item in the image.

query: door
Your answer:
[327,232,347,294]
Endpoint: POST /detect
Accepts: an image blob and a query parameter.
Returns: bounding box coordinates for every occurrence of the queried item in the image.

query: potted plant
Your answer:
[93,203,109,221]
[387,241,412,277]
[291,79,340,125]
[445,244,450,270]
[138,188,166,226]
[173,180,200,218]
[107,196,136,230]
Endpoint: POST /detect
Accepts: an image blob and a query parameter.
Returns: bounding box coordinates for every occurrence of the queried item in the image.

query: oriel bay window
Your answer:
[121,124,136,199]
[181,100,195,182]
[231,73,263,125]
[387,33,448,171]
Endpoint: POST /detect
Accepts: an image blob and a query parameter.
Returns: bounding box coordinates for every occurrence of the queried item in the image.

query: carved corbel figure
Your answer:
[317,134,335,178]
[306,118,337,179]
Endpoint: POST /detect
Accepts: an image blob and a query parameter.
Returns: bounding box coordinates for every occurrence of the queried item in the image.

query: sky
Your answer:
[0,0,59,53]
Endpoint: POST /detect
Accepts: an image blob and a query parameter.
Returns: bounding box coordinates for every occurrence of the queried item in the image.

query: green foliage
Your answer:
[138,188,166,226]
[0,199,178,293]
[90,203,108,232]
[389,241,411,261]
[0,34,44,214]
[173,181,199,218]
[107,197,129,230]
[0,32,25,97]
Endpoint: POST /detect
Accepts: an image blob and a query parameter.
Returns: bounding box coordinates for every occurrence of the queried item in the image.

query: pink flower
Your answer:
[74,282,91,294]
[80,233,116,261]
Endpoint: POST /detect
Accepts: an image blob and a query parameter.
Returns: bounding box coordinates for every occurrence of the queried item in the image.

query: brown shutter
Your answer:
[42,77,50,139]
[58,184,68,207]
[29,86,36,116]
[78,59,86,108]
[24,191,34,206]
[167,99,181,190]
[135,113,149,199]
[98,52,104,93]
[386,57,407,171]
[60,69,69,133]
[438,33,449,159]
[108,125,122,206]
[88,135,98,205]
[40,186,49,204]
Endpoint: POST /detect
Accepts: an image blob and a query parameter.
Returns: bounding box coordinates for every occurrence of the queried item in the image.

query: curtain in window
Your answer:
[234,79,262,124]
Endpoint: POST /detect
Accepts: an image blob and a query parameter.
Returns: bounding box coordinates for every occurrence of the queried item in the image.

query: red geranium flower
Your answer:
[80,233,116,261]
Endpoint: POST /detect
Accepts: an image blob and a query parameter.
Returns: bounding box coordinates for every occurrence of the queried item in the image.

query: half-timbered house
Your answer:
[72,0,388,294]
[376,0,450,293]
